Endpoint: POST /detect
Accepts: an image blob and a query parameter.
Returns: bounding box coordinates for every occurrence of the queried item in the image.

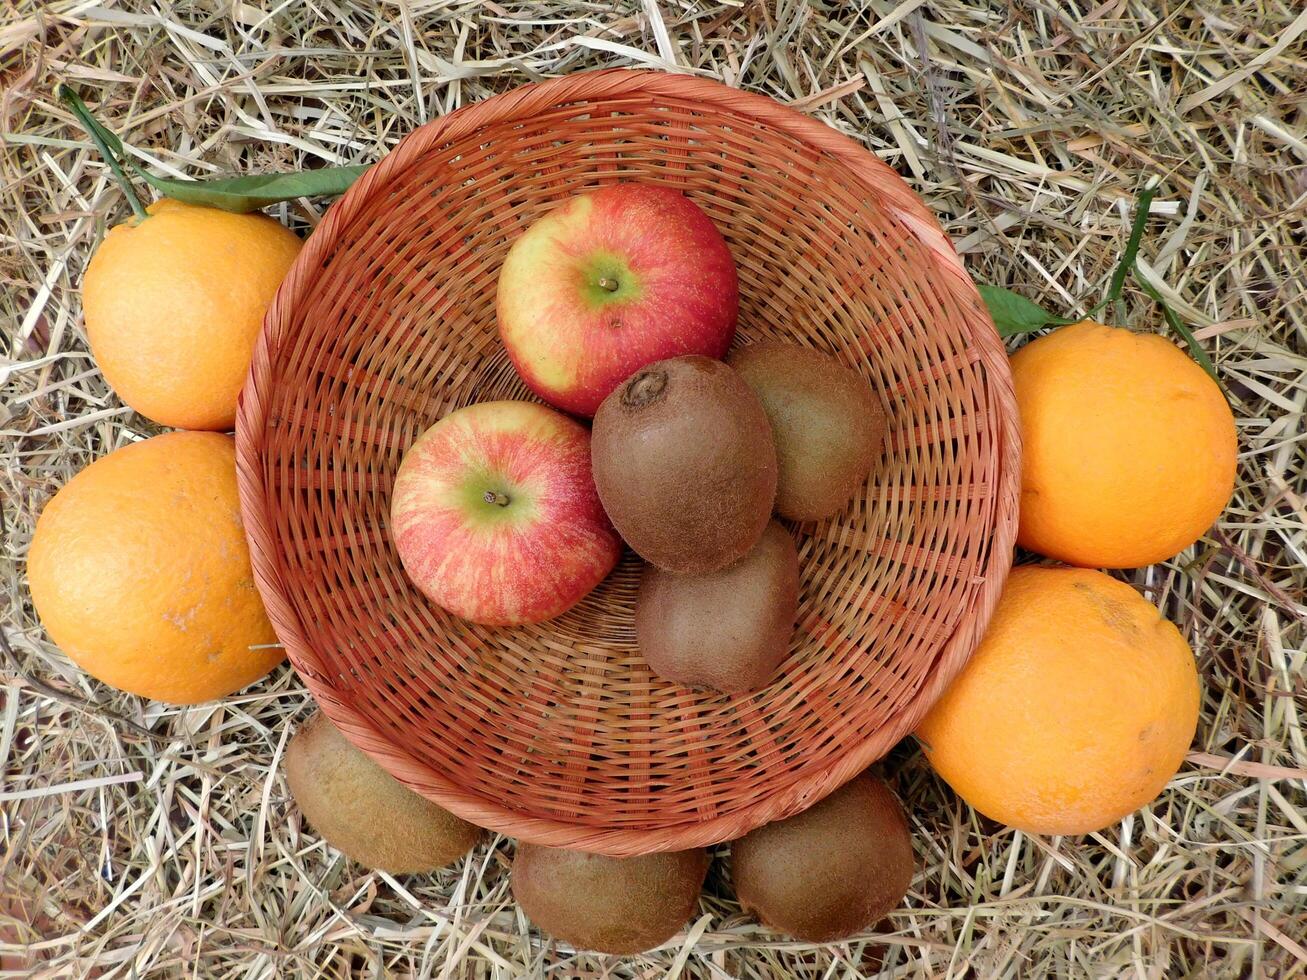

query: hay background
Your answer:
[2,1,1304,977]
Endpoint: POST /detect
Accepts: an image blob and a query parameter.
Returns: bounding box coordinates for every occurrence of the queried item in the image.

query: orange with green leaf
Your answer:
[59,87,365,431]
[980,181,1236,569]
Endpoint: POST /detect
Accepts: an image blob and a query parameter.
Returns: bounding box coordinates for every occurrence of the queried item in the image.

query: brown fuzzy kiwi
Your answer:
[728,341,886,521]
[591,356,777,575]
[636,520,798,694]
[512,844,710,954]
[730,774,913,942]
[284,712,480,873]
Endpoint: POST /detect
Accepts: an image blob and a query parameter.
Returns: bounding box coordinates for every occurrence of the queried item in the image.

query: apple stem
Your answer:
[597,276,619,292]
[483,490,510,507]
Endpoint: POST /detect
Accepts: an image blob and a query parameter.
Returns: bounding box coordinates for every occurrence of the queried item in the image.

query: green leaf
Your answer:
[128,165,371,212]
[58,84,368,214]
[1134,274,1221,387]
[977,284,1078,338]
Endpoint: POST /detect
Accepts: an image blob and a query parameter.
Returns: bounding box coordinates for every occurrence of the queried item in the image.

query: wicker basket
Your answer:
[235,69,1019,856]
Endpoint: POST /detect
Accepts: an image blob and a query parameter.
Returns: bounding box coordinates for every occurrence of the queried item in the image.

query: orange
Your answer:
[27,431,282,704]
[917,565,1200,836]
[1011,321,1236,568]
[83,198,302,431]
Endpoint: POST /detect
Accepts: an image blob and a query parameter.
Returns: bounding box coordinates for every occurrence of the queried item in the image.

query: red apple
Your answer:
[390,401,621,626]
[496,183,739,417]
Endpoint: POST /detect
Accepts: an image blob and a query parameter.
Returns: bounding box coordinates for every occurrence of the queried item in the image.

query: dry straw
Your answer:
[3,1,1305,976]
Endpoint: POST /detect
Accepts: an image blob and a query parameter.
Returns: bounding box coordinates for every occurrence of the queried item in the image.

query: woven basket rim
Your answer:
[235,68,1020,855]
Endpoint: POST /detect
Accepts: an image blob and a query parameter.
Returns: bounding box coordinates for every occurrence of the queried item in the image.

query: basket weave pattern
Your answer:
[236,70,1019,855]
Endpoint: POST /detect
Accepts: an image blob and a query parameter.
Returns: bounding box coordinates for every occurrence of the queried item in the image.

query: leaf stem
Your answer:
[1106,176,1160,312]
[57,84,148,221]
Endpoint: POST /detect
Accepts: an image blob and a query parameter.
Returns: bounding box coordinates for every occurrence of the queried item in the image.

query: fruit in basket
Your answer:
[591,356,776,574]
[26,431,283,704]
[496,183,738,417]
[83,198,302,430]
[636,521,798,693]
[916,565,1200,835]
[285,711,480,873]
[390,400,620,626]
[731,774,913,942]
[1012,321,1236,568]
[512,843,710,954]
[728,341,887,521]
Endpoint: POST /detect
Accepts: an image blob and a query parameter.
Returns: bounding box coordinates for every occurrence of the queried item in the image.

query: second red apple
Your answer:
[496,183,739,417]
[391,401,620,626]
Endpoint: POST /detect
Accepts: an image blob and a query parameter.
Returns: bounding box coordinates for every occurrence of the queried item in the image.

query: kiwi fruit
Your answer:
[636,520,798,694]
[284,712,480,873]
[591,356,777,574]
[512,844,710,954]
[727,341,886,521]
[730,774,913,942]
